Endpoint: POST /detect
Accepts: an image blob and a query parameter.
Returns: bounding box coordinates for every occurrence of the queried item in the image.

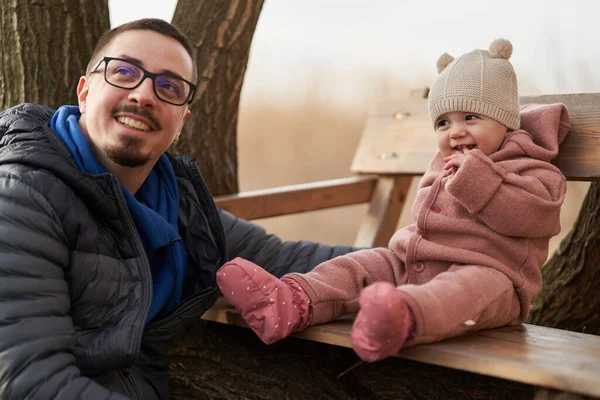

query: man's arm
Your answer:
[0,176,128,400]
[219,209,360,277]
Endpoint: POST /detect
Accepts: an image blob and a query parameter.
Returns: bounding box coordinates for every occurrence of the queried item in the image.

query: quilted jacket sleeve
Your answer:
[219,209,360,277]
[0,176,128,400]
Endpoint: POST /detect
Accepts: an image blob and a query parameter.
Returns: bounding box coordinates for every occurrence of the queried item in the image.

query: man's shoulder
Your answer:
[0,103,54,130]
[0,103,55,153]
[0,104,74,199]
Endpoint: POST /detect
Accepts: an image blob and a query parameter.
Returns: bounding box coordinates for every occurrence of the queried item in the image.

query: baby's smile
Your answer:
[452,144,476,154]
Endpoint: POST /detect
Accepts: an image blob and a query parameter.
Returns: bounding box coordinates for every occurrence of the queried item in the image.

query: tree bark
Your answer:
[169,321,536,400]
[528,182,600,335]
[171,0,264,196]
[0,0,109,109]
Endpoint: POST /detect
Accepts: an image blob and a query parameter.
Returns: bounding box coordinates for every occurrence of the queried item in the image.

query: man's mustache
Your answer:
[111,105,161,130]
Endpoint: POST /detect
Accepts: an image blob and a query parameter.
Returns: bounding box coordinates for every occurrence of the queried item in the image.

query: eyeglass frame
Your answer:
[89,56,197,106]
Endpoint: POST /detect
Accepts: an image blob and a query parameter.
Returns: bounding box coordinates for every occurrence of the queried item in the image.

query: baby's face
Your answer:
[435,112,508,157]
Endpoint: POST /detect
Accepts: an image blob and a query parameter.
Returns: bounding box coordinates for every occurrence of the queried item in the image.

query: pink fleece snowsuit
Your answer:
[284,103,569,346]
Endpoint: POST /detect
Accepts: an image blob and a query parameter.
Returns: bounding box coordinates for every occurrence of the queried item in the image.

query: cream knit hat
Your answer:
[428,38,520,131]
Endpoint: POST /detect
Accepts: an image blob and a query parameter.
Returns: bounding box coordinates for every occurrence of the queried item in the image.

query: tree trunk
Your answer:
[528,182,600,335]
[0,0,109,109]
[168,321,536,400]
[171,0,264,196]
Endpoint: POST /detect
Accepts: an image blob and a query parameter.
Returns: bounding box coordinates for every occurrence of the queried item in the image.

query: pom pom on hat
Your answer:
[436,52,455,74]
[489,38,513,59]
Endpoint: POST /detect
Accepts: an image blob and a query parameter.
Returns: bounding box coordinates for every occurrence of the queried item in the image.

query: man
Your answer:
[0,19,354,399]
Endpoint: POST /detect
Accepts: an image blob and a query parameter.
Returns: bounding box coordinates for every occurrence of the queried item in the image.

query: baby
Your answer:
[216,39,570,362]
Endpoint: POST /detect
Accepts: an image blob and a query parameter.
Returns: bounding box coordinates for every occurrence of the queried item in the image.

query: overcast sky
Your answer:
[109,0,600,108]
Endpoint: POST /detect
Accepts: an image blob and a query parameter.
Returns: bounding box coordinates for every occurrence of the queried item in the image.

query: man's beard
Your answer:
[104,136,151,167]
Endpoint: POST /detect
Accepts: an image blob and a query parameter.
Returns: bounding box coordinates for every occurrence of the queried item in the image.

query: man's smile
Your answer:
[116,116,151,132]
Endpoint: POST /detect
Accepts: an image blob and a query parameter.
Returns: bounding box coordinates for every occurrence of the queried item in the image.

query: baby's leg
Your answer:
[351,282,414,362]
[350,264,524,362]
[396,264,523,345]
[217,248,406,344]
[216,257,312,344]
[287,247,408,325]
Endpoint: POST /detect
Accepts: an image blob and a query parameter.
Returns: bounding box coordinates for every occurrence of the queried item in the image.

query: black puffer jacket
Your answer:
[0,104,355,399]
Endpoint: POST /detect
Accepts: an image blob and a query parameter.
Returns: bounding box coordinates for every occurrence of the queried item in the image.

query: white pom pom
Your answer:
[436,53,454,74]
[489,38,513,59]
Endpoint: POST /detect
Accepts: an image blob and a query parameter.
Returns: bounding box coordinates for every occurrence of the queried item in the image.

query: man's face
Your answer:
[77,29,193,168]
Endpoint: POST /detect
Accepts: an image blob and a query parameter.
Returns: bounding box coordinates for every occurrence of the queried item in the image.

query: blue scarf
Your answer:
[51,106,187,323]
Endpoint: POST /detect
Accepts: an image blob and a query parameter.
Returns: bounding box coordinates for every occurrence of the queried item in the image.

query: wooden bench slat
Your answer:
[354,175,413,247]
[549,130,600,181]
[214,175,378,220]
[202,298,600,398]
[522,93,600,181]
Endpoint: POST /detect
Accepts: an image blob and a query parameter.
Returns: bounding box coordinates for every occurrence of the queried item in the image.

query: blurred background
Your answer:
[111,0,597,256]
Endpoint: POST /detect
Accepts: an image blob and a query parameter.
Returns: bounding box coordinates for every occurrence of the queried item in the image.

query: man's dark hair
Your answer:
[86,18,197,82]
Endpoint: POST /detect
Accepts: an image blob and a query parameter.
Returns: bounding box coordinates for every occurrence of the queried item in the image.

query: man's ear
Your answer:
[77,76,89,114]
[175,108,191,142]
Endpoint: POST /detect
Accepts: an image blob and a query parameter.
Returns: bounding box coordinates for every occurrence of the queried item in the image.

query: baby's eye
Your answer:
[436,120,450,128]
[465,114,479,121]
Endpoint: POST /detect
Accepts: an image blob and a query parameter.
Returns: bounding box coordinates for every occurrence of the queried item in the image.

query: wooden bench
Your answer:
[205,92,600,398]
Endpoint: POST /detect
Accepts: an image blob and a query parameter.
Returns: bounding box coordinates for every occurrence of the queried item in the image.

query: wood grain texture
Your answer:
[214,175,378,220]
[203,298,600,398]
[354,175,413,247]
[170,320,535,399]
[522,93,600,180]
[528,180,600,337]
[350,98,435,175]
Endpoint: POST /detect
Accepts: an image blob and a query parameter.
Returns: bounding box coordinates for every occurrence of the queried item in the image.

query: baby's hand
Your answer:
[443,154,466,176]
[443,148,470,176]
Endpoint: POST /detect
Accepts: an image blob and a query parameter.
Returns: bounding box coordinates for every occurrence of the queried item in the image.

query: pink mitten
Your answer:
[350,282,414,362]
[216,257,312,344]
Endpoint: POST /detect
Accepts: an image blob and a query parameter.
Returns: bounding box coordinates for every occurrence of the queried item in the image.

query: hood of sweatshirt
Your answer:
[492,103,571,164]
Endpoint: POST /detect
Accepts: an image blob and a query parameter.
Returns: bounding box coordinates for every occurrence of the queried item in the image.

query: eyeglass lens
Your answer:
[105,59,191,105]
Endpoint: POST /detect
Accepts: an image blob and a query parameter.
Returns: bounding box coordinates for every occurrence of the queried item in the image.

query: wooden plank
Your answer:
[214,175,378,220]
[202,299,600,398]
[521,93,600,181]
[350,98,435,175]
[353,175,413,247]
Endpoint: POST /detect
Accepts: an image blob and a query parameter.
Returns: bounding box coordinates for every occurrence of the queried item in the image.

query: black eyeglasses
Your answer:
[90,57,196,106]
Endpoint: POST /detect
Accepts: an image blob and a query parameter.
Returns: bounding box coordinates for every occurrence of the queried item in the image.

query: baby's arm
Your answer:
[445,150,566,237]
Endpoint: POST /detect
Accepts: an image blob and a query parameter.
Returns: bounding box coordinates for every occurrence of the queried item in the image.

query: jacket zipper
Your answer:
[146,286,218,331]
[111,159,221,338]
[109,178,153,363]
[120,368,141,399]
[181,156,227,257]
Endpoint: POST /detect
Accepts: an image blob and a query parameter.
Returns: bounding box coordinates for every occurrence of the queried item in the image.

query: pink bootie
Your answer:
[351,282,414,362]
[216,257,312,344]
